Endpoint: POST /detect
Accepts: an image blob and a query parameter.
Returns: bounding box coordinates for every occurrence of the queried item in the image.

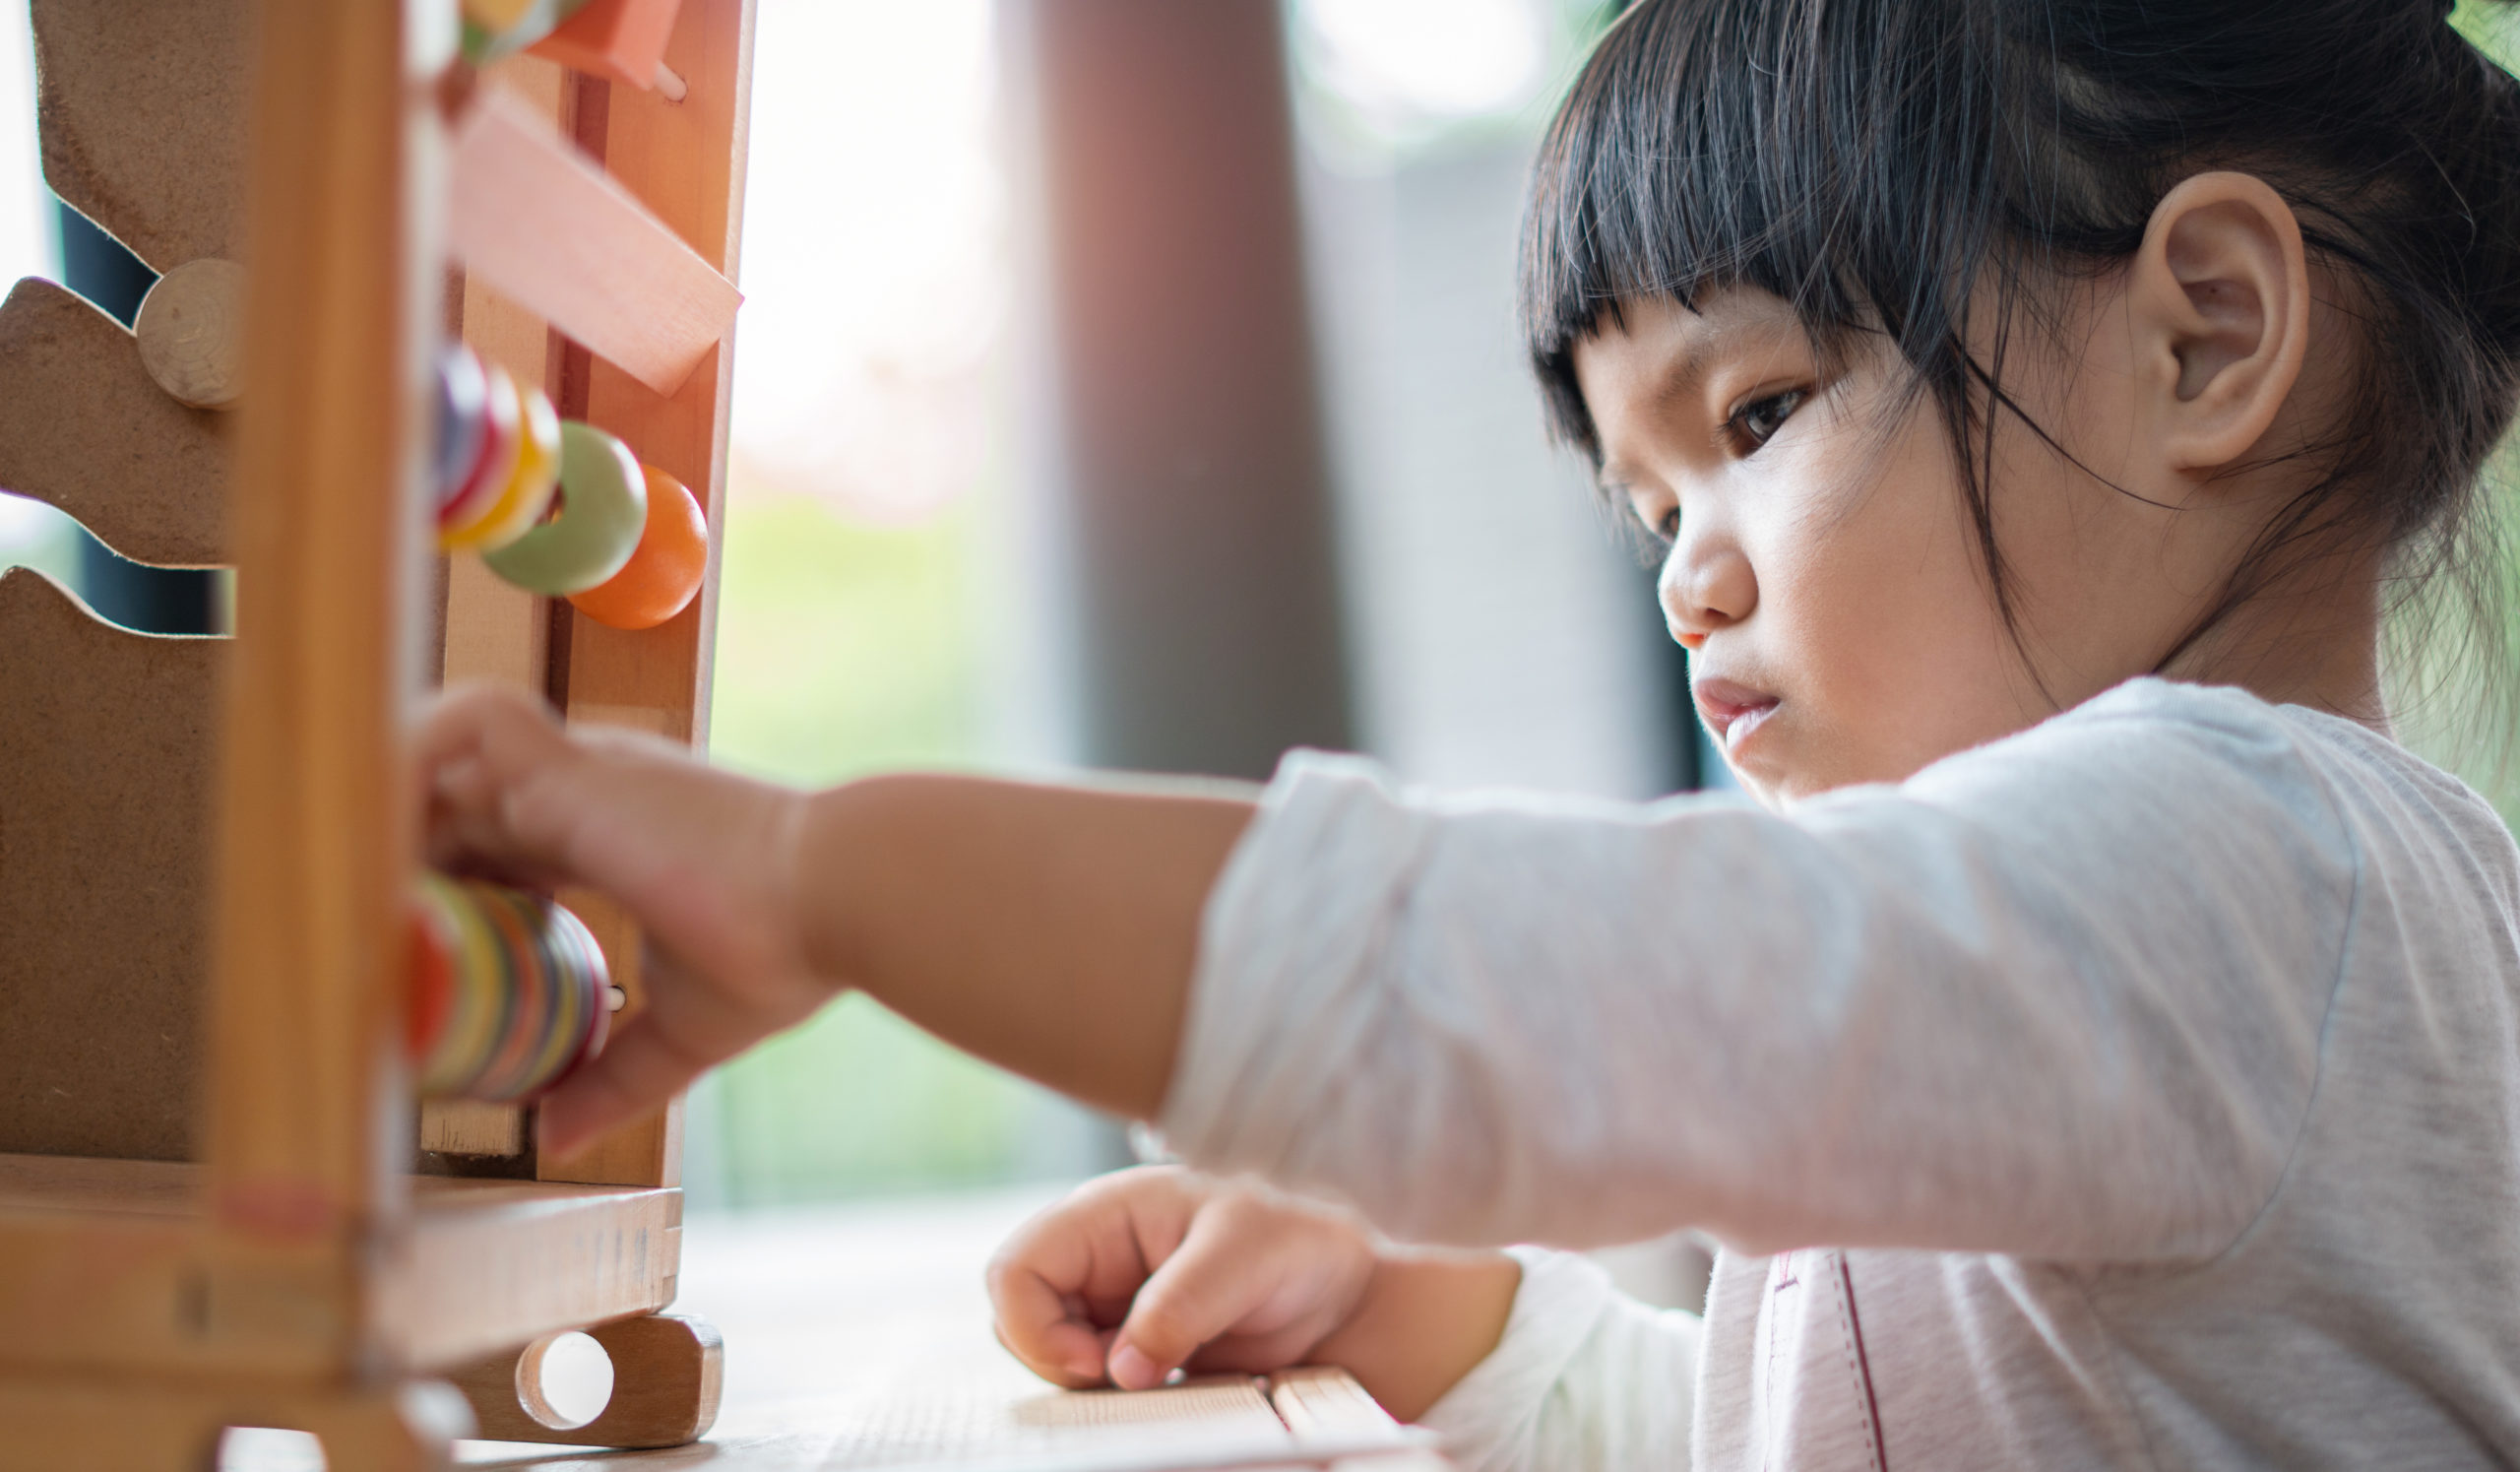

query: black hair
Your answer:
[1521,0,2520,723]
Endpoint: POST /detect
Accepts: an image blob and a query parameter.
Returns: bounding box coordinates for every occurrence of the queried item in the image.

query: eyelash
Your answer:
[1620,386,1813,548]
[1727,387,1808,453]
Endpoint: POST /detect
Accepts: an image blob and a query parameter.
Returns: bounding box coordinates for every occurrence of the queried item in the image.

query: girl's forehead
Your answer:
[1576,291,1807,422]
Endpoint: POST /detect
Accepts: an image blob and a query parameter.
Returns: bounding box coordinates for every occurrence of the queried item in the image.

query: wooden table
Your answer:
[224,1183,1446,1471]
[478,1183,1067,1468]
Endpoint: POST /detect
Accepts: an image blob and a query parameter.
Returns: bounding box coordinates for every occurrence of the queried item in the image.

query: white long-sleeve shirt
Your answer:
[1158,678,2520,1469]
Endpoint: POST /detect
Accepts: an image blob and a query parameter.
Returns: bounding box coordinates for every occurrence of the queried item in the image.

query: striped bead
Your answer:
[408,874,612,1102]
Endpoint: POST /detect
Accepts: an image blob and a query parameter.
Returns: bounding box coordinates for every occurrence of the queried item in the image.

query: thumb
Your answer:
[1108,1206,1273,1390]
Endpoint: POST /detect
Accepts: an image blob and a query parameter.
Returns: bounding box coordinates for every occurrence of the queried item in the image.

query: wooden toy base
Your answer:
[0,1376,472,1472]
[0,1155,718,1466]
[0,1153,684,1384]
[0,3,756,1463]
[453,1311,724,1447]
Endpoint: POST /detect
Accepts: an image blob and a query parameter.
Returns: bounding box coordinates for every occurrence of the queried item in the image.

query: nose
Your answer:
[1657,525,1756,650]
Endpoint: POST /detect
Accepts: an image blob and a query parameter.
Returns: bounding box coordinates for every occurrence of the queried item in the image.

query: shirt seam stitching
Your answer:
[2166,727,2363,1278]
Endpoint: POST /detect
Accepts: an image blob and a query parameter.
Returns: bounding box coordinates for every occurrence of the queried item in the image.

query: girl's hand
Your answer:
[417,683,832,1155]
[988,1167,1379,1391]
[988,1166,1521,1421]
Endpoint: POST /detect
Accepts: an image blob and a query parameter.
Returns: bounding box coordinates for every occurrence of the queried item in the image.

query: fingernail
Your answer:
[1108,1344,1160,1390]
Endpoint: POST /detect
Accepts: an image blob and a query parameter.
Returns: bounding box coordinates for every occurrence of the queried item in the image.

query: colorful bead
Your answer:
[481,421,650,596]
[409,875,611,1102]
[461,0,591,66]
[437,365,526,549]
[434,345,490,508]
[463,383,565,553]
[567,463,710,630]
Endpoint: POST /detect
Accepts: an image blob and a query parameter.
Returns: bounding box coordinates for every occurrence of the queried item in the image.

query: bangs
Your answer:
[1517,0,2520,757]
[1520,0,2024,461]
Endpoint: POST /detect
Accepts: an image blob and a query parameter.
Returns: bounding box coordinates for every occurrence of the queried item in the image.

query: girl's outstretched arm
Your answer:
[417,682,1251,1155]
[788,763,1254,1122]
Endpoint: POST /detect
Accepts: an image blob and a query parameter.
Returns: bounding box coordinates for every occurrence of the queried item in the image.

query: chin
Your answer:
[1742,772,1802,809]
[1716,753,1795,809]
[1724,740,1849,808]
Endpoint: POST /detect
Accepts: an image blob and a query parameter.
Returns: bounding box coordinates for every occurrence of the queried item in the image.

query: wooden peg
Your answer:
[419,1099,528,1157]
[135,258,249,410]
[452,1312,724,1449]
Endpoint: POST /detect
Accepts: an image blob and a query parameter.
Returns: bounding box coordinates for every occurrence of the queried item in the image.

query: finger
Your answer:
[989,1260,1114,1387]
[416,689,579,875]
[415,682,562,783]
[1109,1206,1280,1390]
[987,1171,1198,1385]
[538,938,805,1156]
[986,1198,1104,1381]
[536,1013,718,1158]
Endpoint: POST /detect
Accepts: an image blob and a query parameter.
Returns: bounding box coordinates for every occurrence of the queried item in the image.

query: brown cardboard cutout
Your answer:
[0,568,221,1160]
[32,0,248,272]
[0,278,229,567]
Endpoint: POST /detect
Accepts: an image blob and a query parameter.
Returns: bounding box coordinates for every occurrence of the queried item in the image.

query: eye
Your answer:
[1622,495,1678,548]
[1729,388,1809,452]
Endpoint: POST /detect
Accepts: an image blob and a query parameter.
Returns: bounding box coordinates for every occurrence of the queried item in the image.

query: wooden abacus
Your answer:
[0,0,754,1464]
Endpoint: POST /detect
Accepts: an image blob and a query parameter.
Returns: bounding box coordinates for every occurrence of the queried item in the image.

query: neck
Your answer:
[2158,548,2389,731]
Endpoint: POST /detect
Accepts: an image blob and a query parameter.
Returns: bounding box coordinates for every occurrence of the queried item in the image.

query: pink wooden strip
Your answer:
[447,87,741,397]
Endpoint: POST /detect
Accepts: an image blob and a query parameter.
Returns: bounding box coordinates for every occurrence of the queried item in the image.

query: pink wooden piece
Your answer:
[446,87,741,397]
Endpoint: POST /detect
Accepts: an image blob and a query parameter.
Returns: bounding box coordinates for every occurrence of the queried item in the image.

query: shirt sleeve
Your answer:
[1416,1248,1701,1472]
[1158,683,2358,1260]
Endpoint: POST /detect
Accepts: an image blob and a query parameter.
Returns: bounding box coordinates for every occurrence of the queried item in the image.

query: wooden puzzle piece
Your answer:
[32,0,249,272]
[0,278,229,568]
[0,567,221,1162]
[448,87,742,398]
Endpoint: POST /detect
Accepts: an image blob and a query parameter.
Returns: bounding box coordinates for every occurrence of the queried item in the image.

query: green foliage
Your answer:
[2454,0,2520,64]
[701,489,1104,1205]
[0,495,80,587]
[709,992,1095,1205]
[708,492,980,789]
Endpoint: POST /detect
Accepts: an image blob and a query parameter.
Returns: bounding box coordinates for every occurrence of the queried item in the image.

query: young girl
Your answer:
[420,0,2520,1464]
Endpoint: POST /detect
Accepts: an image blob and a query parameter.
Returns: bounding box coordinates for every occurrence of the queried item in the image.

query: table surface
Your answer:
[479,1183,1083,1469]
[210,1181,1703,1470]
[221,1183,1098,1471]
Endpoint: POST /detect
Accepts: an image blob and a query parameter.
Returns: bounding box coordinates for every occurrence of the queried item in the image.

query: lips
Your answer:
[1693,675,1781,755]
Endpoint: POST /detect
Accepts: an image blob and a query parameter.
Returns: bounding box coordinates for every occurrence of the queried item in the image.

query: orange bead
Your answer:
[567,464,709,630]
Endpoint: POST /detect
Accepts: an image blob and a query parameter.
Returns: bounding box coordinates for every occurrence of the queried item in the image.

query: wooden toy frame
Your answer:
[0,0,755,1464]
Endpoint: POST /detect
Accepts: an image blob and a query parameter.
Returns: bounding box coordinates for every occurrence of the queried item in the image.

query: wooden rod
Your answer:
[205,0,430,1315]
[538,0,756,1188]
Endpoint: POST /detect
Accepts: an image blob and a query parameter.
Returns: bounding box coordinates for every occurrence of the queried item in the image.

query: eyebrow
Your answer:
[1593,305,1796,484]
[1649,311,1783,408]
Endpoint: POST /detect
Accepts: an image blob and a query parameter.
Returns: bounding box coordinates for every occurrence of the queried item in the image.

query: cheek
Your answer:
[1747,407,2033,787]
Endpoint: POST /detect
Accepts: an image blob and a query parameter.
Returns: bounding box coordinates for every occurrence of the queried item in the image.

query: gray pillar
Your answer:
[1001,0,1353,779]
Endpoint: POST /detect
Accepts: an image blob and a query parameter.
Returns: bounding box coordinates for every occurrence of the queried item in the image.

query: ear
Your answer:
[2125,171,2312,476]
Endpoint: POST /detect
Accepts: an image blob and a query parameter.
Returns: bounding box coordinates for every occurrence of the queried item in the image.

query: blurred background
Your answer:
[692,0,1703,1211]
[0,0,2513,1241]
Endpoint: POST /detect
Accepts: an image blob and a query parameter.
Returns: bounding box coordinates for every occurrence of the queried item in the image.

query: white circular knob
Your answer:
[135,258,247,411]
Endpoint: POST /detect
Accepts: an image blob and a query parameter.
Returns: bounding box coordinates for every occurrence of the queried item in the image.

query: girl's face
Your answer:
[1574,282,2312,806]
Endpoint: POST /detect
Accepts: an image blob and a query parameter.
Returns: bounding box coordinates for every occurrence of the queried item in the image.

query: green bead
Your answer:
[482,420,649,597]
